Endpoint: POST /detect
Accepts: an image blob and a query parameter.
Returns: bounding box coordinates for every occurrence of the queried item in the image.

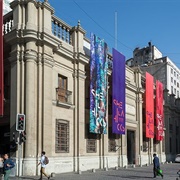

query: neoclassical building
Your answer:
[1,0,166,176]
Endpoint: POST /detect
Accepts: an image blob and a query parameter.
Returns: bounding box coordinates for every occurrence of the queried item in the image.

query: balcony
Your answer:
[56,88,73,108]
[3,11,13,35]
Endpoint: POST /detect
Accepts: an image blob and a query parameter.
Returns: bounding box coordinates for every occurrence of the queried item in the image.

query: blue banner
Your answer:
[90,33,108,134]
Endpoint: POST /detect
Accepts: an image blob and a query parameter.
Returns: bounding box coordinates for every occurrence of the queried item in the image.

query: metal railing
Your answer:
[52,15,72,44]
[3,11,13,35]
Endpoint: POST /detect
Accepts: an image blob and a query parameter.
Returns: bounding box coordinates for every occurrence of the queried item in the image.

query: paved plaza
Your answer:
[10,163,180,180]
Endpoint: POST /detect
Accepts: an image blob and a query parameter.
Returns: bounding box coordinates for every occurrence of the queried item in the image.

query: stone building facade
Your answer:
[1,0,166,176]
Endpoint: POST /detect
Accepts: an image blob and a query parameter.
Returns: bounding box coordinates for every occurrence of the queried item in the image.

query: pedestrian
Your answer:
[0,155,4,180]
[37,151,50,180]
[153,153,163,179]
[3,154,15,180]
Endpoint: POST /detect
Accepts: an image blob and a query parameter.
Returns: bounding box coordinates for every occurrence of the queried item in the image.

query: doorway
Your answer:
[127,130,135,164]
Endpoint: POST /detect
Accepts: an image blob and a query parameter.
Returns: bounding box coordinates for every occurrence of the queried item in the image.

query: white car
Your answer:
[175,154,180,163]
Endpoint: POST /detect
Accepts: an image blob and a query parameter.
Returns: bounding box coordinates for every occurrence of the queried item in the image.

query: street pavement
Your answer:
[10,163,180,180]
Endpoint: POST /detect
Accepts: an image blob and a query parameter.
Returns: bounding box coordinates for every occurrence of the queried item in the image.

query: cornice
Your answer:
[72,70,86,80]
[53,42,74,61]
[24,49,38,63]
[77,52,89,65]
[42,54,54,68]
[126,82,137,92]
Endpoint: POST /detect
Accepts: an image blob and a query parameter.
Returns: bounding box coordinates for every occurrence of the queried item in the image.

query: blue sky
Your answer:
[30,1,180,68]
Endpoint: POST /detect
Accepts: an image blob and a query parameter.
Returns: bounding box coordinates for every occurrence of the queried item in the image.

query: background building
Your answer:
[126,42,180,98]
[126,42,180,161]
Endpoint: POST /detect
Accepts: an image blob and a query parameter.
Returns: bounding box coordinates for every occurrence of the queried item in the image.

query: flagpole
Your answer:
[115,11,117,50]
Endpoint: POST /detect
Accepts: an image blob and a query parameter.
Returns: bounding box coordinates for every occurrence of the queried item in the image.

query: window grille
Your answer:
[108,139,116,152]
[86,139,97,153]
[56,120,69,153]
[85,124,98,153]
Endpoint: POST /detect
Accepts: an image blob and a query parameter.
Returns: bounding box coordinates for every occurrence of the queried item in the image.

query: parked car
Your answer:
[175,154,180,163]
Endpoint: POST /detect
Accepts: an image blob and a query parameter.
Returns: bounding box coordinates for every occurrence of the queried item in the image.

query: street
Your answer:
[10,163,180,180]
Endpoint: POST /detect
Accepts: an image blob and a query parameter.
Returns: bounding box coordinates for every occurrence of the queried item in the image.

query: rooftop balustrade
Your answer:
[3,11,13,35]
[52,15,72,45]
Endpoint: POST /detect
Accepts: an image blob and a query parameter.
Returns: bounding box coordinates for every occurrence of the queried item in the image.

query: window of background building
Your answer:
[171,77,173,83]
[174,80,176,85]
[56,120,69,153]
[174,88,176,95]
[171,86,173,94]
[177,83,179,88]
[177,74,179,80]
[171,68,173,74]
[174,71,176,77]
[177,91,179,97]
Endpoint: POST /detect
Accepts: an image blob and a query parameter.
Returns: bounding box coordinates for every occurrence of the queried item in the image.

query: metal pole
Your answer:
[115,11,117,50]
[18,131,22,177]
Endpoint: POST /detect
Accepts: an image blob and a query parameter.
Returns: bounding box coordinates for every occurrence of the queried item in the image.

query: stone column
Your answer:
[22,42,38,176]
[26,1,37,31]
[71,22,87,172]
[42,48,54,155]
[135,68,143,166]
[37,49,43,158]
[24,43,38,158]
[121,134,127,167]
[9,45,20,153]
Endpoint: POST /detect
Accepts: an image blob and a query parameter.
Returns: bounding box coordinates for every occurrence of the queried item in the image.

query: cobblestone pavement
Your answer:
[10,163,180,180]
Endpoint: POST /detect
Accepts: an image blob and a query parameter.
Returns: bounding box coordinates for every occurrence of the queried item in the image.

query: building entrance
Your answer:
[127,130,135,164]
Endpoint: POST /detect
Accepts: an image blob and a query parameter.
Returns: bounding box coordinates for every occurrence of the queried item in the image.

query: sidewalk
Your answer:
[10,163,180,180]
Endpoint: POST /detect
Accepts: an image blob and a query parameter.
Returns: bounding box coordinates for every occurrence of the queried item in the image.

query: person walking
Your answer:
[0,155,4,180]
[37,151,50,180]
[3,154,15,180]
[153,153,163,179]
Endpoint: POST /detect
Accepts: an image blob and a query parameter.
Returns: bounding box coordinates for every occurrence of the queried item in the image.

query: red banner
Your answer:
[0,0,3,116]
[145,72,154,138]
[156,80,164,141]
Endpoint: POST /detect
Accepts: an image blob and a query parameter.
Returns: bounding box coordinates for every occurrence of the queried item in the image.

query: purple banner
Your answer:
[112,48,126,135]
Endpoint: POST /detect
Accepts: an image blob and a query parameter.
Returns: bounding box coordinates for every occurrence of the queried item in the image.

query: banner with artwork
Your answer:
[156,80,164,141]
[90,33,108,134]
[145,72,154,138]
[112,48,126,134]
[0,0,3,116]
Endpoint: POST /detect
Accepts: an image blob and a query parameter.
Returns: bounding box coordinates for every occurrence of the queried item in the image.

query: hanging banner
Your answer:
[112,48,126,134]
[145,72,154,138]
[156,80,164,141]
[0,0,3,116]
[89,33,108,134]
